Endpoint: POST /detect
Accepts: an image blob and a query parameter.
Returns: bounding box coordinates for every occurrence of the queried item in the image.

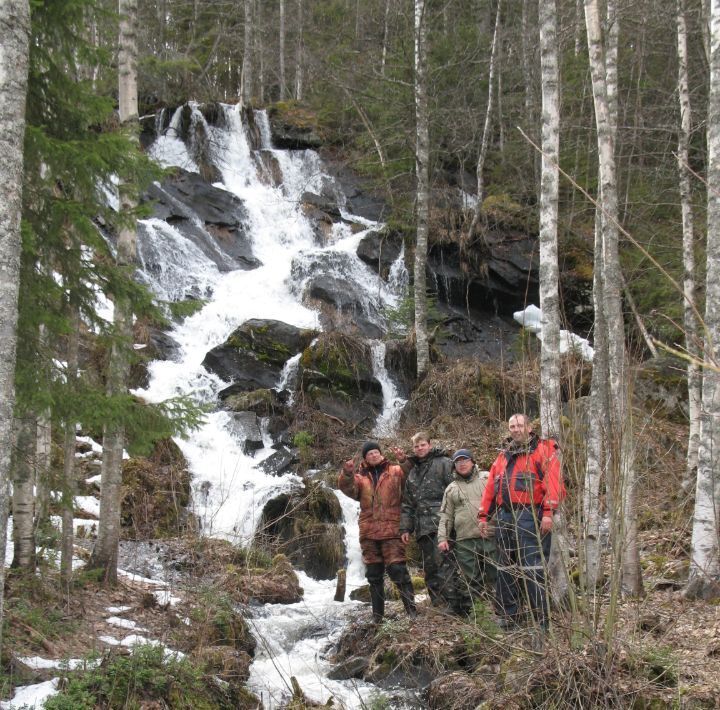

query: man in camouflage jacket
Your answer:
[393,432,456,607]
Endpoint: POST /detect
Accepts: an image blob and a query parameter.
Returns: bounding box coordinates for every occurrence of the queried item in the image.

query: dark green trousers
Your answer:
[452,537,498,613]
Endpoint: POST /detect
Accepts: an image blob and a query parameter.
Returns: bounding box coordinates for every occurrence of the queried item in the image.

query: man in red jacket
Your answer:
[478,415,563,630]
[338,441,416,623]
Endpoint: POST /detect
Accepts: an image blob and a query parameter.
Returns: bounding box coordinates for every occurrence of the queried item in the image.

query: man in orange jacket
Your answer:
[338,441,416,622]
[478,414,563,630]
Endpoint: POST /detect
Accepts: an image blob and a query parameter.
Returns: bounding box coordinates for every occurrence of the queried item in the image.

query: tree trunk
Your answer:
[381,0,392,76]
[294,0,303,101]
[11,415,36,569]
[676,0,702,485]
[538,0,568,606]
[414,0,430,377]
[0,0,31,651]
[90,0,139,584]
[468,1,502,237]
[279,0,286,99]
[61,308,80,586]
[241,0,252,106]
[686,0,720,600]
[584,0,643,597]
[255,0,264,104]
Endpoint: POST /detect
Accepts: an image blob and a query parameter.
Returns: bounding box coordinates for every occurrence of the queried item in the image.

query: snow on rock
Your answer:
[513,304,594,361]
[17,657,100,671]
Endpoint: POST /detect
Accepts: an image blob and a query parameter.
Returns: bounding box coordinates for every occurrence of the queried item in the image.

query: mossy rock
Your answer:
[300,332,378,397]
[634,356,689,423]
[192,645,252,685]
[121,439,191,539]
[186,593,256,654]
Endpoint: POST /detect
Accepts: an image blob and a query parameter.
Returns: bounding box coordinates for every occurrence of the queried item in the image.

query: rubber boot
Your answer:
[369,582,385,623]
[366,563,385,623]
[398,582,417,619]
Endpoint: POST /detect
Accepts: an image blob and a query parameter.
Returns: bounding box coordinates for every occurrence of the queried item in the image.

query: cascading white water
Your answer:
[371,341,408,438]
[137,104,409,707]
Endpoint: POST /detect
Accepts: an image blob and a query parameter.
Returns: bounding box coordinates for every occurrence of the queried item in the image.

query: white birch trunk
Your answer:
[584,215,610,593]
[294,0,303,101]
[686,0,720,600]
[584,0,643,597]
[255,0,264,104]
[414,0,430,377]
[468,1,502,237]
[0,0,31,649]
[279,0,286,99]
[538,0,568,605]
[11,415,36,569]
[61,308,80,585]
[91,0,139,584]
[381,0,392,77]
[241,0,252,107]
[677,0,702,484]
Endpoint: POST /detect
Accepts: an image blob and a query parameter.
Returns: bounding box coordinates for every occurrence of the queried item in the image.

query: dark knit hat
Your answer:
[361,441,381,459]
[452,448,474,463]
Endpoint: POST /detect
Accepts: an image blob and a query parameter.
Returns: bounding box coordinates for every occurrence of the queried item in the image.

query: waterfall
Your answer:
[371,341,407,438]
[136,103,410,707]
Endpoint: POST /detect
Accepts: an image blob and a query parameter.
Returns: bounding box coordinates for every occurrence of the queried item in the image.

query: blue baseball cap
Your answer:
[452,448,474,462]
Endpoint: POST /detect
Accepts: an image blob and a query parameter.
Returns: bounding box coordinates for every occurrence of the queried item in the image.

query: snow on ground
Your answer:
[0,679,59,709]
[106,616,148,632]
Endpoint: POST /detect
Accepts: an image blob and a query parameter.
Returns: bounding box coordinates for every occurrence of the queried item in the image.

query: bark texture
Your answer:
[0,0,31,651]
[414,0,430,377]
[90,0,140,583]
[686,0,720,600]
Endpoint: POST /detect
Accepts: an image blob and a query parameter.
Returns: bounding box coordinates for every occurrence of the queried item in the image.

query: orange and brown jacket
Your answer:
[338,458,407,540]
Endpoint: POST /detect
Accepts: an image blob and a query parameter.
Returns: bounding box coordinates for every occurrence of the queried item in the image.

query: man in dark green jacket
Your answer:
[393,432,455,608]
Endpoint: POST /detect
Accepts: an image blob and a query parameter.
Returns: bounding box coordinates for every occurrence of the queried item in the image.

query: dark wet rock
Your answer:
[202,319,318,392]
[226,412,264,454]
[291,251,385,338]
[268,120,323,150]
[327,655,370,681]
[299,333,383,428]
[319,149,388,222]
[146,327,181,361]
[257,481,344,580]
[139,168,260,271]
[301,191,342,220]
[428,231,539,316]
[257,445,299,476]
[356,229,403,278]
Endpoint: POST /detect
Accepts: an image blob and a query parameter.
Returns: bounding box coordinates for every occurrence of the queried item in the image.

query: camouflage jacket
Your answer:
[399,447,454,538]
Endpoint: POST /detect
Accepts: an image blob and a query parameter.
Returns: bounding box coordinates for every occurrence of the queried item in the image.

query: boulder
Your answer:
[291,251,385,338]
[356,229,404,278]
[202,319,318,391]
[299,333,383,428]
[268,119,323,150]
[144,169,260,271]
[301,191,343,220]
[226,412,264,454]
[257,482,345,580]
[257,445,299,476]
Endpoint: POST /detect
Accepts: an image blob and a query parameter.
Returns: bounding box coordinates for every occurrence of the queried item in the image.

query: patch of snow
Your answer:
[153,590,182,606]
[0,679,59,709]
[75,496,100,518]
[98,635,120,646]
[117,569,168,586]
[513,304,594,361]
[106,617,148,632]
[106,605,132,614]
[17,657,100,671]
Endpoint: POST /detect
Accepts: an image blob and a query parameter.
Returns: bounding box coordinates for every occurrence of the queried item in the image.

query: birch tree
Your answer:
[538,0,569,604]
[676,0,702,485]
[279,0,286,99]
[294,0,303,101]
[0,0,31,650]
[241,0,252,106]
[414,0,430,377]
[467,0,501,238]
[686,0,720,600]
[11,416,35,568]
[90,0,140,583]
[584,0,643,597]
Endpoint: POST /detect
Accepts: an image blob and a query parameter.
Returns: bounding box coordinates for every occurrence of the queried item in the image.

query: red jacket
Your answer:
[338,458,407,540]
[478,434,563,521]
